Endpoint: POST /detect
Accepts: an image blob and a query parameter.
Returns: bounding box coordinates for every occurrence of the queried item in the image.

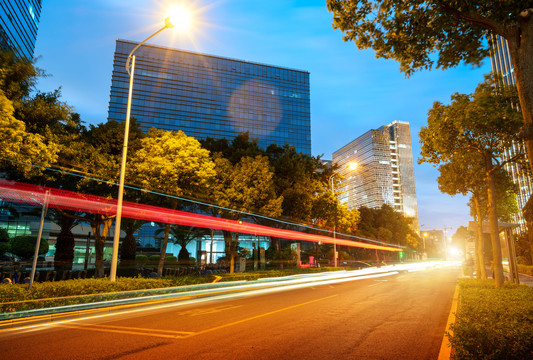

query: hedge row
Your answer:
[449,279,533,360]
[0,267,344,313]
[517,264,533,277]
[0,276,211,313]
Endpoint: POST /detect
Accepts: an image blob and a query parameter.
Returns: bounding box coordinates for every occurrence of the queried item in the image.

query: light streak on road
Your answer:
[0,261,453,334]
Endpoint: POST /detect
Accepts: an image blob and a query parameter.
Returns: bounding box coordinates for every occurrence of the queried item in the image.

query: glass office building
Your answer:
[332,121,419,229]
[489,34,531,232]
[0,0,41,59]
[108,40,311,154]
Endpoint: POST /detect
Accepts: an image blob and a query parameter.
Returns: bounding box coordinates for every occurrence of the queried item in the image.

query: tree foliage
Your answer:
[419,75,522,286]
[357,204,418,249]
[130,129,216,276]
[210,154,283,273]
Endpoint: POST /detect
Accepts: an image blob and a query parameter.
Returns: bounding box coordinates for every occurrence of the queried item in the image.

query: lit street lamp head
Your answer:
[164,17,174,29]
[166,4,193,32]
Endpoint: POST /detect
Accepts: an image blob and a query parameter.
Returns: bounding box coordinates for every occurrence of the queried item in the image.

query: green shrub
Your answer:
[0,227,9,243]
[149,255,160,263]
[135,254,148,265]
[165,256,177,264]
[0,242,10,256]
[10,236,49,260]
[517,264,533,276]
[188,257,196,265]
[449,279,533,359]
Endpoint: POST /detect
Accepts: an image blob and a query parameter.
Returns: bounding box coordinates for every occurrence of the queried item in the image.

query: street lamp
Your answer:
[109,13,190,281]
[328,162,357,268]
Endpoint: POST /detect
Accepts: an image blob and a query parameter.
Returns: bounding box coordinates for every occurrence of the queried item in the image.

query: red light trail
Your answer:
[0,180,402,252]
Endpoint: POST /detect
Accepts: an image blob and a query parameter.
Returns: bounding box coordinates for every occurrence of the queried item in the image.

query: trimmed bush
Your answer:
[449,279,533,359]
[10,236,49,260]
[149,255,160,264]
[135,254,148,265]
[165,256,177,264]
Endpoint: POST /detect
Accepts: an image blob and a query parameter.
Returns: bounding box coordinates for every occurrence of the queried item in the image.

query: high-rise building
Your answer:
[332,121,419,228]
[489,34,532,232]
[0,0,41,59]
[107,40,311,154]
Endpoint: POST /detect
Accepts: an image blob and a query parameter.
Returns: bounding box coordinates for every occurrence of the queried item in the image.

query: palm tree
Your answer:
[155,225,210,265]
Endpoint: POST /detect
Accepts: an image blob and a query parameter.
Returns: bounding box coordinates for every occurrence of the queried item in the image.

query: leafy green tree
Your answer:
[0,89,58,176]
[10,236,49,260]
[211,155,283,273]
[326,1,533,167]
[419,76,523,286]
[438,155,488,277]
[201,132,263,165]
[130,129,216,276]
[264,144,332,258]
[357,204,417,249]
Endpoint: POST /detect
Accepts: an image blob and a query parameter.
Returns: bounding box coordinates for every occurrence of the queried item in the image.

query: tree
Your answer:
[264,144,332,258]
[326,2,533,166]
[0,89,58,176]
[357,204,418,248]
[211,155,283,273]
[419,76,523,286]
[130,129,216,276]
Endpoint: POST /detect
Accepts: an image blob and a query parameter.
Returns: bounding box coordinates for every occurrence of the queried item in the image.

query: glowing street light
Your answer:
[109,12,192,282]
[328,162,357,268]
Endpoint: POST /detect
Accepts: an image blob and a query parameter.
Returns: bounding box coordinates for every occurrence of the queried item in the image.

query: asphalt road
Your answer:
[0,265,459,360]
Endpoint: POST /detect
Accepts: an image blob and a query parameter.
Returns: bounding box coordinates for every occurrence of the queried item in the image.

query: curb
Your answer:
[438,284,459,360]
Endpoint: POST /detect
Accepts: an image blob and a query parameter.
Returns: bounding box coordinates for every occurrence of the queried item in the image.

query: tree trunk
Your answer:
[119,233,137,266]
[92,215,113,278]
[486,167,504,287]
[473,194,486,279]
[223,230,239,274]
[157,200,178,277]
[54,213,75,271]
[270,236,283,269]
[157,223,171,277]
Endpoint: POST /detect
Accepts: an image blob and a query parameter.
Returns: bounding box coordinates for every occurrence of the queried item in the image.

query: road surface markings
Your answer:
[176,304,242,316]
[47,296,337,340]
[180,294,338,339]
[53,323,195,339]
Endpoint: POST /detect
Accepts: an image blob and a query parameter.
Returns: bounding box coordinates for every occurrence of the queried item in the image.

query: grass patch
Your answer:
[449,279,533,360]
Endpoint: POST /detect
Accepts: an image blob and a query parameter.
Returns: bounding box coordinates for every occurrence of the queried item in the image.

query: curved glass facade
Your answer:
[108,40,311,154]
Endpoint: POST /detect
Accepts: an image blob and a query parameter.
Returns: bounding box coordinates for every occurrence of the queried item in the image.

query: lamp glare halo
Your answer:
[166,5,193,32]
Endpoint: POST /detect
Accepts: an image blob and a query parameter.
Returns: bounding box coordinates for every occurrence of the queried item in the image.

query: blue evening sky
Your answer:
[33,0,493,238]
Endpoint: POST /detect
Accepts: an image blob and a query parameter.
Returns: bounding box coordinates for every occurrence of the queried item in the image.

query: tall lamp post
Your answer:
[109,17,176,282]
[328,162,357,268]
